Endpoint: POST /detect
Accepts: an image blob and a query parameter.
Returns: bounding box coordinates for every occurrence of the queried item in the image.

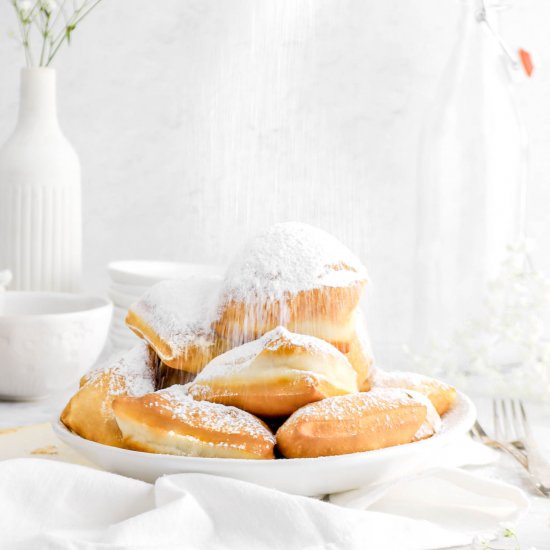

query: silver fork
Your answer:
[493,398,527,453]
[469,415,548,497]
[493,398,550,497]
[469,420,527,467]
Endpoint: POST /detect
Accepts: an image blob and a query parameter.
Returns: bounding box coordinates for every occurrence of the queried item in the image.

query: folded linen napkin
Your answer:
[0,456,528,550]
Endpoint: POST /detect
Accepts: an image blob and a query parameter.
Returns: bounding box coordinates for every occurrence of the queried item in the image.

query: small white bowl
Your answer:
[107,261,225,287]
[0,292,112,400]
[54,392,476,495]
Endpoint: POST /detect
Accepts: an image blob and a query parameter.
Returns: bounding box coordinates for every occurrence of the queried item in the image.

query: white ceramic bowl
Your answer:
[54,391,476,495]
[107,261,225,287]
[0,292,112,400]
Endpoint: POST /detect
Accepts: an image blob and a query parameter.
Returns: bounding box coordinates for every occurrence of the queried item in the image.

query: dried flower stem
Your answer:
[9,0,104,67]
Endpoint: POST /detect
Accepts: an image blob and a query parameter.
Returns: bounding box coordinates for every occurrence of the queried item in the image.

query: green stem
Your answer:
[11,0,104,67]
[12,0,42,67]
[23,21,35,66]
[46,0,103,66]
[49,0,69,30]
[12,1,29,66]
[72,0,104,26]
[39,13,51,67]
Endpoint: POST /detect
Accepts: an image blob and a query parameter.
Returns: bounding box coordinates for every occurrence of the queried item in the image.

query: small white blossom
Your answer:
[411,239,550,400]
[39,0,57,16]
[17,0,33,18]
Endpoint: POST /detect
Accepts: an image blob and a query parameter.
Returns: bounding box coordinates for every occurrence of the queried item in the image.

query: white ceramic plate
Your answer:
[108,261,225,286]
[54,392,475,496]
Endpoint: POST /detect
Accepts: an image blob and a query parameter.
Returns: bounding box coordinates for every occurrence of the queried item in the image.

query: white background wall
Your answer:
[0,0,549,367]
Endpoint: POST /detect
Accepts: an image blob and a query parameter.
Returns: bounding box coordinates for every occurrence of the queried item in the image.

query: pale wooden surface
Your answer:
[0,423,97,468]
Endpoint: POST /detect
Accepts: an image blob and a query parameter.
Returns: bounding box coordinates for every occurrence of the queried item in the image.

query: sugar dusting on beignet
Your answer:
[113,385,275,459]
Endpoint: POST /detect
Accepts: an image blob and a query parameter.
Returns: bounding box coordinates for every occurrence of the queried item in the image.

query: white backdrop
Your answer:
[0,0,549,367]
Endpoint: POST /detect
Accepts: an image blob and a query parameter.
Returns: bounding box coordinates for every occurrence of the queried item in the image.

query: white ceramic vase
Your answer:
[0,68,82,292]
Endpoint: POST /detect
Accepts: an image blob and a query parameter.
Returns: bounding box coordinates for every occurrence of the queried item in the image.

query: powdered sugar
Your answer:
[129,277,222,357]
[221,222,368,301]
[194,326,348,382]
[370,368,450,391]
[86,341,155,397]
[402,389,442,439]
[154,385,275,442]
[287,388,422,424]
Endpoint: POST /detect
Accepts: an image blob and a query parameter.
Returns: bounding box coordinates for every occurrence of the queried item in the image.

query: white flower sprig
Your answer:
[410,239,550,400]
[9,0,104,67]
[472,523,536,549]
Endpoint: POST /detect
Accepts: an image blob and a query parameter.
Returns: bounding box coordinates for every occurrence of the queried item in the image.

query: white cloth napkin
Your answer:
[0,451,528,550]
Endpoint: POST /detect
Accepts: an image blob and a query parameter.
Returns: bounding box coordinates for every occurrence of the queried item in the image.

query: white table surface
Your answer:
[1,393,549,550]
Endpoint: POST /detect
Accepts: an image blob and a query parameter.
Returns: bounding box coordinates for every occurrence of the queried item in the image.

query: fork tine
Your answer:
[501,399,512,440]
[473,420,488,437]
[519,400,532,437]
[510,399,526,440]
[510,399,523,439]
[492,398,502,439]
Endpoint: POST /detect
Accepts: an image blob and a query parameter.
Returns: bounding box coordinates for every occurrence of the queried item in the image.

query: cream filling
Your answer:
[115,416,259,459]
[204,352,358,394]
[289,316,356,343]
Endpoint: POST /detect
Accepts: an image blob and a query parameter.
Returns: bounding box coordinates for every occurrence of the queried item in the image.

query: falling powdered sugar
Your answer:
[129,277,222,356]
[221,222,368,301]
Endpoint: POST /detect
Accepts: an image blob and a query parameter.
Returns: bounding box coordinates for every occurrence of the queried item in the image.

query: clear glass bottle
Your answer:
[412,0,527,354]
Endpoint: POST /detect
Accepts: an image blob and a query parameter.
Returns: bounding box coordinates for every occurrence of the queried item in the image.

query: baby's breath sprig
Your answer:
[410,239,550,401]
[9,0,104,67]
[472,523,536,550]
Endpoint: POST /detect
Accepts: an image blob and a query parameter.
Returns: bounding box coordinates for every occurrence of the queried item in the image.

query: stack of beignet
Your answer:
[61,222,457,459]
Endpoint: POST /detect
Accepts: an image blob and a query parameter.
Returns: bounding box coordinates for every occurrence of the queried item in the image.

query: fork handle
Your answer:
[490,441,529,469]
[495,443,550,496]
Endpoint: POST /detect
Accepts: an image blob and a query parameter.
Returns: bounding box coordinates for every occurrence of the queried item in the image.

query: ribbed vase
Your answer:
[0,68,82,292]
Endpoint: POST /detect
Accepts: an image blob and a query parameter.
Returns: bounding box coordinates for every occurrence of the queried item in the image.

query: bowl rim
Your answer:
[53,391,476,467]
[0,291,112,320]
